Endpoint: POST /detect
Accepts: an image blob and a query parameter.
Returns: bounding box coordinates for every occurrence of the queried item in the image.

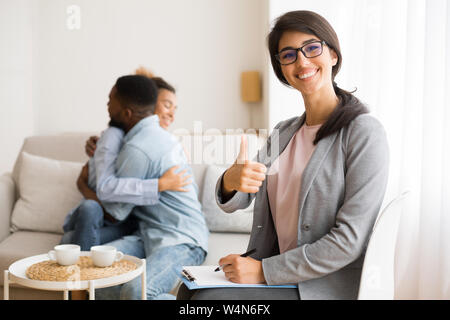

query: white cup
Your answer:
[90,245,124,267]
[48,244,80,266]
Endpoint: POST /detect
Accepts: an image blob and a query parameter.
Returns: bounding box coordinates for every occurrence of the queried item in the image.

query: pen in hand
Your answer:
[214,248,257,272]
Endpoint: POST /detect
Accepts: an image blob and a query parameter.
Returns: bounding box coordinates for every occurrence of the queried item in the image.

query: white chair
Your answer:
[357,190,411,300]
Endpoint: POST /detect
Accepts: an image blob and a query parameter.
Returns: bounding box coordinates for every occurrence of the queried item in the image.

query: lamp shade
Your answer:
[241,71,261,102]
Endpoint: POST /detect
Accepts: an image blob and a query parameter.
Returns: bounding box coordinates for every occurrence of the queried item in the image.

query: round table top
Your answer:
[7,252,145,291]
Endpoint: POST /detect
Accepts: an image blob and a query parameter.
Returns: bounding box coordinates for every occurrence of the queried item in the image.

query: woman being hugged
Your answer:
[178,10,389,300]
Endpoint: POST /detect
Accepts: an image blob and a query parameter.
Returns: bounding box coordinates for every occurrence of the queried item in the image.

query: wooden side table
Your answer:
[4,252,146,300]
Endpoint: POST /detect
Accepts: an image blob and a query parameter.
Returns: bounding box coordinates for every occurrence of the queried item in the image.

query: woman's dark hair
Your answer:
[268,10,368,144]
[135,66,176,94]
[152,77,176,94]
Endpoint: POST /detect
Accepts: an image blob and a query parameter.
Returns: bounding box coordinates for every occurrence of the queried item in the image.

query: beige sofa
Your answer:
[0,132,264,299]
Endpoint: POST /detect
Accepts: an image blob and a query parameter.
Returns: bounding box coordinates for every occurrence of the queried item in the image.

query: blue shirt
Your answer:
[91,127,159,206]
[102,115,209,256]
[63,126,160,231]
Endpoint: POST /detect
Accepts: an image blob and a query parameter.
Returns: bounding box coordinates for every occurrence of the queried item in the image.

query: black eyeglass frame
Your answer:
[275,40,327,65]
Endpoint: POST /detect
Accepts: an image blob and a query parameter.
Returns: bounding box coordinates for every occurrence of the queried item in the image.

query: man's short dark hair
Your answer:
[115,75,158,115]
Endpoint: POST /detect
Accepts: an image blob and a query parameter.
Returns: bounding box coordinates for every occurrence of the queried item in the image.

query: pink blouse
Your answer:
[267,123,321,253]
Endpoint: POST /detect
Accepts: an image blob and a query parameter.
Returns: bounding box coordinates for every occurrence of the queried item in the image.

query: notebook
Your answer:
[179,266,297,290]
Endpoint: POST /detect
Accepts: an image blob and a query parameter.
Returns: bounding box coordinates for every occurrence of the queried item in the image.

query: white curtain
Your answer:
[267,0,450,299]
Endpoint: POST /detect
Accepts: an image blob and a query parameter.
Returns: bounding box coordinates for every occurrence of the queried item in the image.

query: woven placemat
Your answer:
[26,256,137,281]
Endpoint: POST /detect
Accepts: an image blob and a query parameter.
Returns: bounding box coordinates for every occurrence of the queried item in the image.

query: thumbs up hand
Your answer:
[222,135,267,195]
[236,134,249,165]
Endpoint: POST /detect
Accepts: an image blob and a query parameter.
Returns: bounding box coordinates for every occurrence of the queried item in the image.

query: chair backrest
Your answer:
[357,190,410,300]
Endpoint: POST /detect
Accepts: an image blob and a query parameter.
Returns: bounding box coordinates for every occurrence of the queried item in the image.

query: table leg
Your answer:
[63,290,69,300]
[4,270,9,300]
[89,280,95,300]
[141,259,146,300]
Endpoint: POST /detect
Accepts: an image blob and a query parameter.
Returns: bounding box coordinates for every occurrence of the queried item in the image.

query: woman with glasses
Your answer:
[177,10,389,300]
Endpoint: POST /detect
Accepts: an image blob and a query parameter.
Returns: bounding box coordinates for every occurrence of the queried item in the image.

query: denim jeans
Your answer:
[95,235,206,300]
[60,199,138,251]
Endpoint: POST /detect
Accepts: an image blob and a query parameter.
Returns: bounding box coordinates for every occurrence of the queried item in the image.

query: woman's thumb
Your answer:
[237,135,248,164]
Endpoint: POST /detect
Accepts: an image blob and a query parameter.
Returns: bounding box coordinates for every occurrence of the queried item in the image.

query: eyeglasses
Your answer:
[275,41,327,65]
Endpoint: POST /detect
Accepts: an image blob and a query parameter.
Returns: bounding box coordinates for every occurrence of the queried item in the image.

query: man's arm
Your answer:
[100,144,152,221]
[77,163,117,223]
[94,127,190,206]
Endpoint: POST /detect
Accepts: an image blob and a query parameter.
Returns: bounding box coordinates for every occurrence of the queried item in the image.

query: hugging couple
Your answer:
[60,69,209,300]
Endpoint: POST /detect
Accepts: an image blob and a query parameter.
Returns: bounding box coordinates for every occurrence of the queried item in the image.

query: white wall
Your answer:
[0,0,34,174]
[33,0,264,135]
[0,0,266,174]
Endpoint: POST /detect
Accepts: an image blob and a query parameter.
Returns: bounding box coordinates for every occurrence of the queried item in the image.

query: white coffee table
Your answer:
[3,252,146,300]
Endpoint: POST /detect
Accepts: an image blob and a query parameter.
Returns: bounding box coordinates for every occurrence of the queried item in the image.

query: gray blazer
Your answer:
[215,113,389,300]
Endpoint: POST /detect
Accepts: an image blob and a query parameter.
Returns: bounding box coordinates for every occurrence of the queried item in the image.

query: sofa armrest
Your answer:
[0,173,15,242]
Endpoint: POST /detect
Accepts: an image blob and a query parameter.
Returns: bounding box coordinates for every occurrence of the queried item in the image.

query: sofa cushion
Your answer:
[11,152,83,234]
[201,165,254,233]
[12,133,93,187]
[0,231,62,284]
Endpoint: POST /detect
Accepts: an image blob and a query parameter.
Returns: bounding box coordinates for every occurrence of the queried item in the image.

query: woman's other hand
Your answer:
[219,254,266,284]
[158,165,192,192]
[85,135,99,158]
